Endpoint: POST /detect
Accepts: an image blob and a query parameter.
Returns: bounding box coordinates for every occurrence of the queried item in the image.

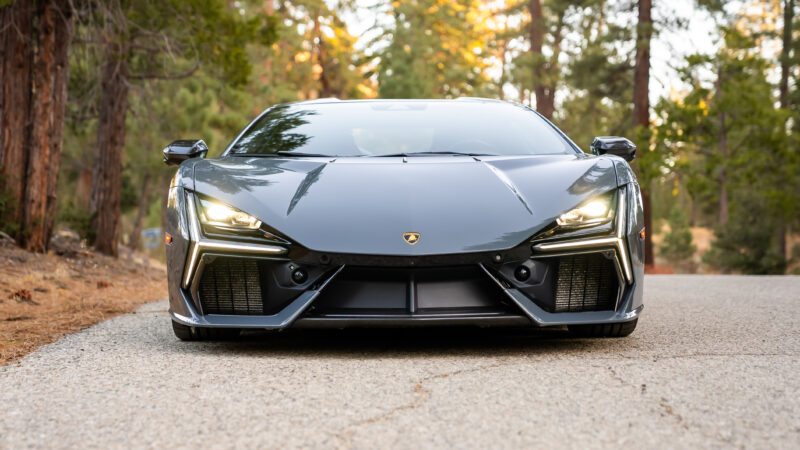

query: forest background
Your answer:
[1,0,798,274]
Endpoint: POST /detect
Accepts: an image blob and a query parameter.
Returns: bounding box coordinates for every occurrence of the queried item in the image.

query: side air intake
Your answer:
[198,257,264,315]
[553,253,618,312]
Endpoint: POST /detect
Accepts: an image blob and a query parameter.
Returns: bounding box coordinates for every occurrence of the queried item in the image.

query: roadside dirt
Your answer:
[0,234,166,365]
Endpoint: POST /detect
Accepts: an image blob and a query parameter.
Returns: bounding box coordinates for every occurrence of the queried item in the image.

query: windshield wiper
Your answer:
[275,151,335,157]
[373,151,497,157]
[233,151,335,157]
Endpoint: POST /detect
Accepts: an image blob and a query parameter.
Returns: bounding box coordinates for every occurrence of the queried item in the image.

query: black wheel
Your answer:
[171,320,241,341]
[568,319,638,338]
[171,320,195,341]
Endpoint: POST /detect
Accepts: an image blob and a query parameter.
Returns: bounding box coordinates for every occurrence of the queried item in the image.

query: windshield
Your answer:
[228,101,577,157]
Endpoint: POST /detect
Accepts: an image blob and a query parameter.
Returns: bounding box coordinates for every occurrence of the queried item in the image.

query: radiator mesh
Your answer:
[198,257,263,315]
[554,253,617,312]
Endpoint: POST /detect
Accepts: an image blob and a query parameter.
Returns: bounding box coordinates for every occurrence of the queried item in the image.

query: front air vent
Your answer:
[553,253,618,312]
[198,257,264,315]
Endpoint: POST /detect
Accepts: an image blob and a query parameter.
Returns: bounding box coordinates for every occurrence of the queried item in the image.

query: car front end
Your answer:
[163,99,645,340]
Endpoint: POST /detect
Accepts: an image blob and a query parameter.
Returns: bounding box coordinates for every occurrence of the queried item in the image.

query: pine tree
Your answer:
[655,26,792,273]
[0,0,73,251]
[74,0,275,256]
[373,0,492,99]
[659,206,696,271]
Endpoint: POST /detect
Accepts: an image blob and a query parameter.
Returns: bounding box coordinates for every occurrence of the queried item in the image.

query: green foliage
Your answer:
[558,17,634,149]
[704,193,787,274]
[244,0,373,104]
[374,0,490,98]
[41,0,797,274]
[659,206,696,268]
[121,0,275,87]
[654,25,795,273]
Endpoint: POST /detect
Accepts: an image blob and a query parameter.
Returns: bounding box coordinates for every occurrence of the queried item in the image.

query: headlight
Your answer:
[556,192,615,229]
[198,197,261,231]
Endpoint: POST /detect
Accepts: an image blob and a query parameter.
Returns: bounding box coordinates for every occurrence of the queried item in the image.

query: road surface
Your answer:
[1,275,798,448]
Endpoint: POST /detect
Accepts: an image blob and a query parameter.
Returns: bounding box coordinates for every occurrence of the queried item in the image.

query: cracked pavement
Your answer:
[1,275,798,449]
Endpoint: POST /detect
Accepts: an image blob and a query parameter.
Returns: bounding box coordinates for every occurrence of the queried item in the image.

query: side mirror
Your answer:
[590,136,636,162]
[163,139,208,166]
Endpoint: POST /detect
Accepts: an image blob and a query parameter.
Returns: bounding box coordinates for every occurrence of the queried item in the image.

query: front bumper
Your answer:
[170,275,642,329]
[167,188,644,330]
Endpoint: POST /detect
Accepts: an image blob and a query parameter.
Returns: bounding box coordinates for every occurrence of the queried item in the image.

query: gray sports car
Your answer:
[163,98,644,340]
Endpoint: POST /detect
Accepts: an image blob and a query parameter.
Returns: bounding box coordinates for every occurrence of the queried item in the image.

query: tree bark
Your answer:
[76,167,92,210]
[633,0,652,129]
[780,0,794,110]
[0,6,6,170]
[0,0,34,232]
[528,0,548,117]
[633,0,653,266]
[263,0,274,83]
[127,173,150,250]
[21,0,58,252]
[44,0,73,245]
[715,64,729,227]
[718,166,728,226]
[90,42,129,257]
[541,12,564,119]
[777,0,794,260]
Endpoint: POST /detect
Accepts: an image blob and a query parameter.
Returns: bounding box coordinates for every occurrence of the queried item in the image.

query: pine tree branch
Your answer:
[127,60,200,80]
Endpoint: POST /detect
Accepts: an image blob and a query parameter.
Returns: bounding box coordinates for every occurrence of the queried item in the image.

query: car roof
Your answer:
[278,97,510,107]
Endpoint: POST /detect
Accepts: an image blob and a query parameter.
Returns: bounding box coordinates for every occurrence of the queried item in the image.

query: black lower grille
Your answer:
[553,253,618,312]
[198,257,264,315]
[310,265,511,315]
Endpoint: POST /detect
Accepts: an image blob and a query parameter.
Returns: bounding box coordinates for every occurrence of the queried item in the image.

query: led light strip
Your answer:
[182,193,287,288]
[533,191,633,283]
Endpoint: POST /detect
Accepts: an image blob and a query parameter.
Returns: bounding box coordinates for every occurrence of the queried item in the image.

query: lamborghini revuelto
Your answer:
[163,98,644,340]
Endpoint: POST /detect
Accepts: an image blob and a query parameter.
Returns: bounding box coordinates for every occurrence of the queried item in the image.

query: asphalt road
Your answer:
[1,275,798,449]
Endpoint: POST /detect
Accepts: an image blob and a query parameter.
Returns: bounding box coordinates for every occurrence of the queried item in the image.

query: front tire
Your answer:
[171,320,241,341]
[568,319,638,338]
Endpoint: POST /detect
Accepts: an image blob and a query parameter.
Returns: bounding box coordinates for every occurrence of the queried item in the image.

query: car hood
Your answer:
[191,154,621,255]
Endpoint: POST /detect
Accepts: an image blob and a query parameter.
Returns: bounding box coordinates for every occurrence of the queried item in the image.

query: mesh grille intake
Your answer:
[554,253,617,312]
[198,257,263,315]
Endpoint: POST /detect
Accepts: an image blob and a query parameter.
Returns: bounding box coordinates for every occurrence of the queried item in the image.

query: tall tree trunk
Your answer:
[0,6,6,170]
[527,1,562,119]
[528,0,549,117]
[634,0,653,266]
[44,0,73,245]
[633,0,652,129]
[76,167,92,210]
[22,0,58,252]
[718,166,728,226]
[90,43,129,257]
[263,0,274,84]
[715,64,729,227]
[777,0,794,260]
[0,0,34,233]
[780,0,794,109]
[128,173,150,250]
